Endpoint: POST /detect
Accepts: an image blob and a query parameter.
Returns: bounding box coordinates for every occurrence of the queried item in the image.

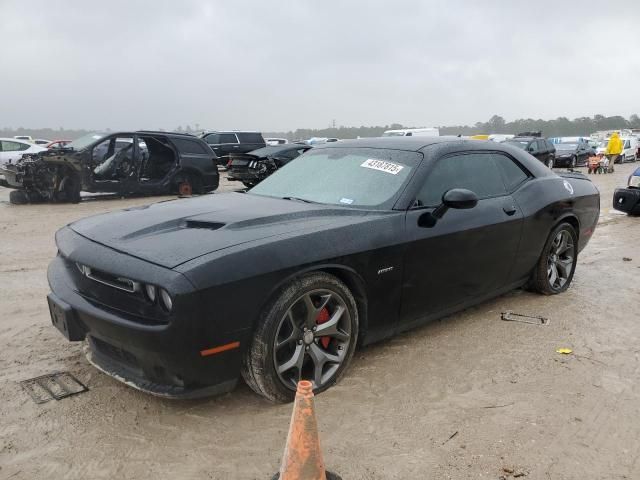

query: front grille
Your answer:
[77,263,140,293]
[91,337,140,371]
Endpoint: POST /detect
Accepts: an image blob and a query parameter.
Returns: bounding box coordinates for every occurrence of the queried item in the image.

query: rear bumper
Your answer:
[47,252,243,399]
[613,188,640,215]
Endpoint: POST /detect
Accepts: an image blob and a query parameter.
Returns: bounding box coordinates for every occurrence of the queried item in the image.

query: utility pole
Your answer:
[332,119,336,129]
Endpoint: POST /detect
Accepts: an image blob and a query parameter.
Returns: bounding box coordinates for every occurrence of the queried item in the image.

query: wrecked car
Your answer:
[227,144,312,187]
[0,131,219,204]
[47,137,599,402]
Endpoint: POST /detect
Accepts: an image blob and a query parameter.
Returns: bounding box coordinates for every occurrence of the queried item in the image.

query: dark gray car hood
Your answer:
[70,192,381,269]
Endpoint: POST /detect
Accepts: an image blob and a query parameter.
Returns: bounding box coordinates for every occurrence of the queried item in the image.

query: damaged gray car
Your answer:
[0,131,219,204]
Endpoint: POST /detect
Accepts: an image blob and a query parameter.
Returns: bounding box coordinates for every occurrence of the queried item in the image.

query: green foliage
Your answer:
[3,115,640,141]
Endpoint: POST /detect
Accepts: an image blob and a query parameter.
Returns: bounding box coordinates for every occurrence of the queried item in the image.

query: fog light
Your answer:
[145,284,157,302]
[160,289,173,312]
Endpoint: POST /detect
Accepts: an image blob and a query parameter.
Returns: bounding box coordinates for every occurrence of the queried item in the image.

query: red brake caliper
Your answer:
[316,308,331,349]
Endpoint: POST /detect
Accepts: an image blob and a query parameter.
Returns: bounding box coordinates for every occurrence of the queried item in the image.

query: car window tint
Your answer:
[536,140,546,152]
[237,132,264,143]
[528,141,538,153]
[492,153,529,191]
[171,138,208,154]
[219,133,238,144]
[1,141,29,152]
[417,153,507,206]
[204,133,220,144]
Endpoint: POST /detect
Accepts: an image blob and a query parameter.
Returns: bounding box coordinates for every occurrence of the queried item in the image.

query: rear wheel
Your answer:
[9,190,29,205]
[530,222,578,295]
[242,272,359,403]
[176,173,203,196]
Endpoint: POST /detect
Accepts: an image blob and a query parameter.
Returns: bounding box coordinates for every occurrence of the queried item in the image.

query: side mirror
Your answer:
[418,189,478,227]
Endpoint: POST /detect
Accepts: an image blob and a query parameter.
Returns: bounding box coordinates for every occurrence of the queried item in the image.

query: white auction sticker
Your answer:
[360,159,404,175]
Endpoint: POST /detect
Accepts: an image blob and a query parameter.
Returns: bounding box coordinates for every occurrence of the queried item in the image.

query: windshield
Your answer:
[382,131,406,137]
[556,143,578,150]
[505,140,528,149]
[249,147,421,209]
[67,132,106,150]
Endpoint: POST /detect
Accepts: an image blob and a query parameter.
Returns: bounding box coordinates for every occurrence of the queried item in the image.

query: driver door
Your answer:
[399,151,525,329]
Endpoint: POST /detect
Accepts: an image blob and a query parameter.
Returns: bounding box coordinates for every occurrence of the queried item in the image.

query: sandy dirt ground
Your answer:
[1,165,639,480]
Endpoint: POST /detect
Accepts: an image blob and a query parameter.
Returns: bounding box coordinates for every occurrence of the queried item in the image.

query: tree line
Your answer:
[3,114,639,141]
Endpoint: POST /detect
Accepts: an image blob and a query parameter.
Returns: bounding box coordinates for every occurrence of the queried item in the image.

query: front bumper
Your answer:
[47,233,246,398]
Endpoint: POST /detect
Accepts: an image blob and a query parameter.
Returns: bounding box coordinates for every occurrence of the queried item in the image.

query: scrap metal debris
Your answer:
[442,430,459,445]
[20,372,88,404]
[501,311,549,326]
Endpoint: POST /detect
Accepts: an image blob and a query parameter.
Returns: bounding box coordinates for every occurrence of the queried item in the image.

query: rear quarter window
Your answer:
[492,153,530,191]
[171,138,209,154]
[237,132,264,144]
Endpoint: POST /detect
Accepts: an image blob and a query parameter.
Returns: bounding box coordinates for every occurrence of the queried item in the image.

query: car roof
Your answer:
[311,136,466,152]
[0,137,32,143]
[201,130,262,134]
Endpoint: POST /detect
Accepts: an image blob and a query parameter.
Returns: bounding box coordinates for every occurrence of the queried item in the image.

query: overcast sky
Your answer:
[1,0,639,131]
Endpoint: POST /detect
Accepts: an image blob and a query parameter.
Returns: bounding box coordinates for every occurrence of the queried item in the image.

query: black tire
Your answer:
[530,222,578,295]
[58,174,81,203]
[9,190,29,205]
[242,272,359,403]
[242,181,255,189]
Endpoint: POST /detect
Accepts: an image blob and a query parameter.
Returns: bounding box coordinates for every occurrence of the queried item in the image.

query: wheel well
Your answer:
[559,215,580,240]
[319,267,368,344]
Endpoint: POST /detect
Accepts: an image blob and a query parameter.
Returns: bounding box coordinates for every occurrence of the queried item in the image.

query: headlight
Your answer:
[160,289,173,312]
[144,284,157,302]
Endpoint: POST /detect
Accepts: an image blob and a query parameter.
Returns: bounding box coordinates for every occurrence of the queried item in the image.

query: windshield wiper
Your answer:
[281,196,320,204]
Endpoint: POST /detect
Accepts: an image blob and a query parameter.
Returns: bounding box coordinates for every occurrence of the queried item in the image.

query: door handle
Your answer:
[503,204,517,216]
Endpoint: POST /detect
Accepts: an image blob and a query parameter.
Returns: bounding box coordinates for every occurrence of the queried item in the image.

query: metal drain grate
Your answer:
[20,372,88,404]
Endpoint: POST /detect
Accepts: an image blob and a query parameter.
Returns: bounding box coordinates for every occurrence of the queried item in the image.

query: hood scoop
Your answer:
[183,220,225,230]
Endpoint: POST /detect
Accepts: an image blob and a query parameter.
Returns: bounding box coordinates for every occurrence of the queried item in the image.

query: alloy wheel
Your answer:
[273,289,352,390]
[547,230,574,290]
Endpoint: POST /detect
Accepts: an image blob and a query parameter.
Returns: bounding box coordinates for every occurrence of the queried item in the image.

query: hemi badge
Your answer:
[377,266,394,275]
[200,341,240,357]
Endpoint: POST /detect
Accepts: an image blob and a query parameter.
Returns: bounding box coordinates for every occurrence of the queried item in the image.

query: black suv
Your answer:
[200,131,266,166]
[1,131,219,204]
[505,136,556,168]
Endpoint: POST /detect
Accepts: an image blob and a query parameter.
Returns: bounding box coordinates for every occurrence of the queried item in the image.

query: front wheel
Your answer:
[242,272,359,403]
[530,222,578,295]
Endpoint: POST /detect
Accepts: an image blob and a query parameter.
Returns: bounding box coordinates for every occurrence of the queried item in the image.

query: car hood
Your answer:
[70,192,382,269]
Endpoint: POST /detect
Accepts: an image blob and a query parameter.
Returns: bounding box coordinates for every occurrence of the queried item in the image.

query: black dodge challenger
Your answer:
[47,137,600,402]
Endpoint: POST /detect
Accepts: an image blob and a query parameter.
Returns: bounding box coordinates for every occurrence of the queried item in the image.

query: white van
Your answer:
[382,127,439,137]
[621,136,639,162]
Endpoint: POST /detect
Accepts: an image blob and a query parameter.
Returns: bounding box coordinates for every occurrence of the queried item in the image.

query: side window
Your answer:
[219,133,238,144]
[171,138,208,154]
[545,140,555,151]
[492,153,529,191]
[1,140,29,152]
[528,141,539,154]
[415,153,507,207]
[204,133,220,145]
[237,132,264,144]
[536,140,547,152]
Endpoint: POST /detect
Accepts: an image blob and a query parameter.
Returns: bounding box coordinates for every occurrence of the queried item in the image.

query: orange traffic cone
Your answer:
[272,380,341,480]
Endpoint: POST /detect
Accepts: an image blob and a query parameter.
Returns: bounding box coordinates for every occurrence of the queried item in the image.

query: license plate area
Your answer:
[47,294,85,341]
